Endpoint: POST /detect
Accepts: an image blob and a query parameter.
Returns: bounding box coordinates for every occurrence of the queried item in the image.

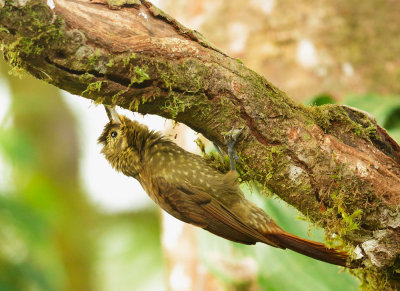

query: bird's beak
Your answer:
[104,105,122,124]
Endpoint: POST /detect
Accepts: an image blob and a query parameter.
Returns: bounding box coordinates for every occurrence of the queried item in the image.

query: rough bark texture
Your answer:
[1,0,400,288]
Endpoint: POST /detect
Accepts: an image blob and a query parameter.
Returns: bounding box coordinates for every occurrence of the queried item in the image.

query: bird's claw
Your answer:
[222,127,244,171]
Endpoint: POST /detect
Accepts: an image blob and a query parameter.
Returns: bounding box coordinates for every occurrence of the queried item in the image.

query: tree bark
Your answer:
[1,0,400,288]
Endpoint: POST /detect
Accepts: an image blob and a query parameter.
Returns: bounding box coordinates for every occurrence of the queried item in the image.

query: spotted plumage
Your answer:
[98,114,353,267]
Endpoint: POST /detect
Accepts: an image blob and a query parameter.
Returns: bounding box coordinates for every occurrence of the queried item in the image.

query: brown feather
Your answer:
[268,232,351,267]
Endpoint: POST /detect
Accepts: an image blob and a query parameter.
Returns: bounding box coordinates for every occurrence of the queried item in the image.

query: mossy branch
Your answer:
[1,0,400,287]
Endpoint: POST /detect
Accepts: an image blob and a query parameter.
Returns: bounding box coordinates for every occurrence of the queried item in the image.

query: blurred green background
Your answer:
[2,1,400,290]
[0,64,165,291]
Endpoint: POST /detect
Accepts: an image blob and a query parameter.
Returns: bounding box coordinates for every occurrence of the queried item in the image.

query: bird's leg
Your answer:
[223,128,244,171]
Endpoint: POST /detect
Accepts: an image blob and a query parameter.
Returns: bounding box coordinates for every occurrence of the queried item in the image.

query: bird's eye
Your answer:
[111,131,118,138]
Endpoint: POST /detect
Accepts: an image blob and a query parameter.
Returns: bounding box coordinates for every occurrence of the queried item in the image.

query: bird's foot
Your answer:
[222,127,244,171]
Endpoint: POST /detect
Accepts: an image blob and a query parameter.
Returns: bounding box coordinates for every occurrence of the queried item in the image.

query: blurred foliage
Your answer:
[0,193,55,291]
[0,65,164,291]
[94,211,164,291]
[305,93,336,107]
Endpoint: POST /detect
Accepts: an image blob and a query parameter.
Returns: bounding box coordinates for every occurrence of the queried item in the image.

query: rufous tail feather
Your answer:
[271,232,354,268]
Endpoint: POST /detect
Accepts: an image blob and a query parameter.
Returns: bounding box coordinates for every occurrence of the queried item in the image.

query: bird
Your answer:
[98,105,354,268]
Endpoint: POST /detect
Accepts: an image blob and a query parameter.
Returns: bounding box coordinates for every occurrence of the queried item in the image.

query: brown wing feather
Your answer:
[155,179,208,228]
[155,177,282,247]
[153,177,353,267]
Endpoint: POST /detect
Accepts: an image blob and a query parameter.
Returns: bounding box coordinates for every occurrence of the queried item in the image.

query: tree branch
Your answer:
[1,0,400,286]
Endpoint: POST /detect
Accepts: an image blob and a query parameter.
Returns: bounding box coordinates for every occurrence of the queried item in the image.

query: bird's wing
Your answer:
[154,177,281,247]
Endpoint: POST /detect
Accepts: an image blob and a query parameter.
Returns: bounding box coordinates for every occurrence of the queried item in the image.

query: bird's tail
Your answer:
[271,231,354,268]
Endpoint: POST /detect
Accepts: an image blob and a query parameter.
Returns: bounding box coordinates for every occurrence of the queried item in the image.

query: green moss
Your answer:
[162,93,186,119]
[309,104,345,132]
[2,37,41,76]
[353,121,378,141]
[87,49,100,67]
[352,268,391,291]
[217,98,241,123]
[238,145,285,188]
[128,99,140,111]
[78,72,95,82]
[0,1,64,76]
[141,58,211,118]
[308,104,379,144]
[1,41,24,77]
[353,124,364,137]
[157,59,208,94]
[330,187,363,233]
[1,35,48,77]
[313,162,383,262]
[123,52,136,66]
[0,26,9,34]
[82,80,107,96]
[94,96,106,104]
[161,92,205,119]
[106,59,114,68]
[130,66,150,84]
[128,92,159,111]
[160,71,172,90]
[110,64,151,107]
[364,124,379,140]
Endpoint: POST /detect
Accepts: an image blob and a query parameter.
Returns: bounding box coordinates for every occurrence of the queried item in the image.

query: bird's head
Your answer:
[98,116,130,158]
[98,106,157,176]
